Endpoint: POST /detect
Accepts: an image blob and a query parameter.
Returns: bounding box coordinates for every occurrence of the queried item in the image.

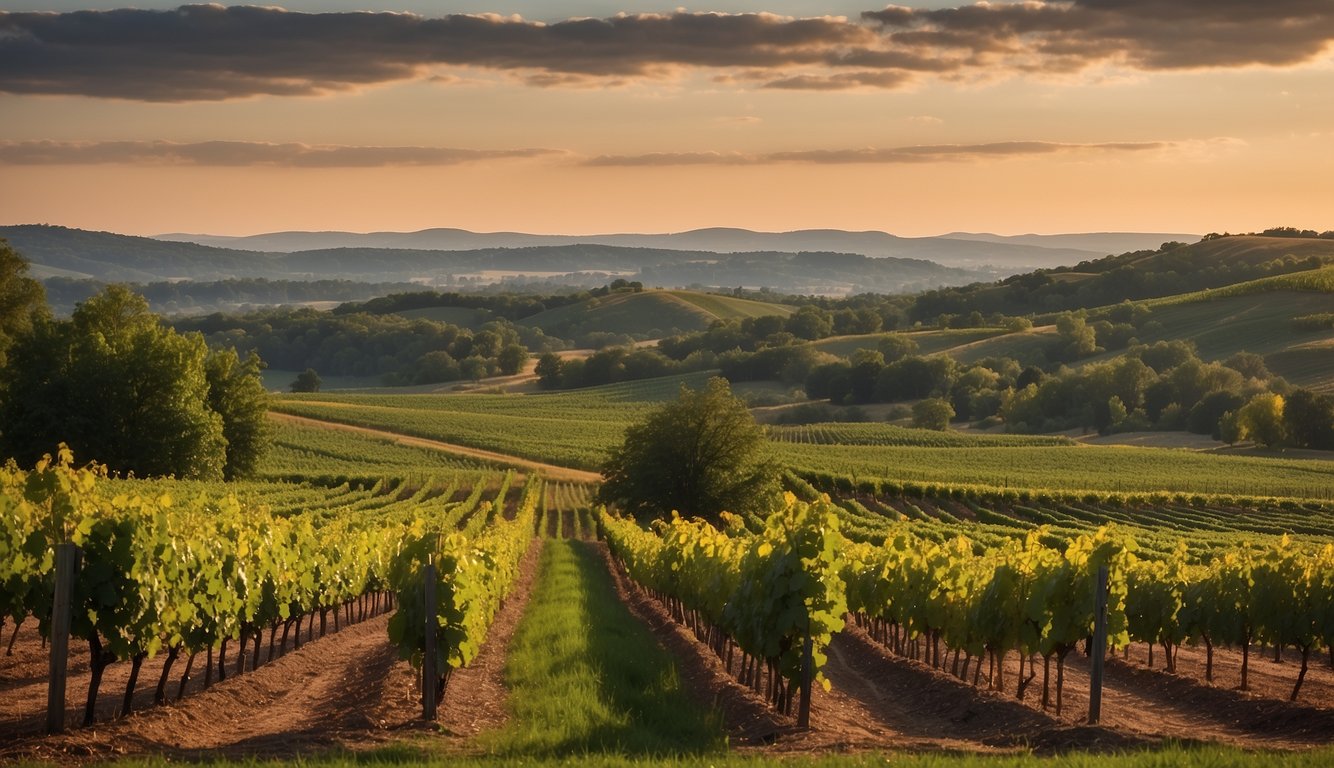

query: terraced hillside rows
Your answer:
[273,374,1334,499]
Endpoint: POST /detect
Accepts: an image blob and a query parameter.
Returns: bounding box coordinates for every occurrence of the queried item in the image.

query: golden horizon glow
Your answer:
[2,3,1333,237]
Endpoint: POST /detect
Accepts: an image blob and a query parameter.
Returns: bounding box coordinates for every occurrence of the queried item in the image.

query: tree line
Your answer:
[0,241,270,480]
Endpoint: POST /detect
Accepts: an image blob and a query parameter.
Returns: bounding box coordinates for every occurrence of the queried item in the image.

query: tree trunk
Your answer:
[1018,654,1036,700]
[177,651,197,701]
[1241,638,1250,691]
[237,632,247,675]
[252,628,262,670]
[155,646,180,706]
[5,617,21,655]
[218,637,228,683]
[1042,652,1052,709]
[1291,646,1311,702]
[122,652,146,717]
[83,635,112,727]
[1204,637,1214,683]
[204,646,214,689]
[1055,647,1070,718]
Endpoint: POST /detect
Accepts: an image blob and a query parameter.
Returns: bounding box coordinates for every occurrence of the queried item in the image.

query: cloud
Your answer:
[863,0,1334,72]
[0,5,871,101]
[0,139,562,167]
[1,3,1331,101]
[582,140,1171,166]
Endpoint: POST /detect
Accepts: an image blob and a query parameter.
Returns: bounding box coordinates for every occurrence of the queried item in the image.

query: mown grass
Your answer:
[95,744,1334,767]
[481,539,724,757]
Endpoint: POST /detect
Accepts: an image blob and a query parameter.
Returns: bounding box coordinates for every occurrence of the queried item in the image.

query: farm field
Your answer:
[272,373,1334,499]
[4,427,1334,766]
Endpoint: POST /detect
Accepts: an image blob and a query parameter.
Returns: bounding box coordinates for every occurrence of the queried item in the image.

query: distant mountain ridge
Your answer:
[0,224,991,295]
[154,226,1194,269]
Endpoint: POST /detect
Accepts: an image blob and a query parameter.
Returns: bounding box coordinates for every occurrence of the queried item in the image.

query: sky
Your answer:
[1,1,1333,237]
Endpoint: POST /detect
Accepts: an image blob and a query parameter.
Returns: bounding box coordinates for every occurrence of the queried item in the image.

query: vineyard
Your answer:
[273,376,1334,499]
[4,407,1334,764]
[0,449,533,737]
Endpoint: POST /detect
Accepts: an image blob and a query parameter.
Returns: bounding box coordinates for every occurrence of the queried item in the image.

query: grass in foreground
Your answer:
[483,538,725,757]
[97,744,1334,767]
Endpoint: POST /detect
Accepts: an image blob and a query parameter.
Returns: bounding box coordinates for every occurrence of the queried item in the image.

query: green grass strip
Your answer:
[95,743,1334,767]
[482,539,725,757]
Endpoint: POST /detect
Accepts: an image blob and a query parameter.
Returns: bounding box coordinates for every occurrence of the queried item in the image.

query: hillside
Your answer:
[911,235,1334,321]
[518,290,794,339]
[158,226,1112,269]
[0,224,278,281]
[3,224,992,295]
[809,264,1334,392]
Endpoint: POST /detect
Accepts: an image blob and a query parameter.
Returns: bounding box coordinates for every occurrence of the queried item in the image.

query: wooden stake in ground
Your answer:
[423,560,438,721]
[47,542,78,734]
[1088,563,1109,725]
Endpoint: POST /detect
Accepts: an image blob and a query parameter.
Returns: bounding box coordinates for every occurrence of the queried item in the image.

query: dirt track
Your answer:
[269,411,602,483]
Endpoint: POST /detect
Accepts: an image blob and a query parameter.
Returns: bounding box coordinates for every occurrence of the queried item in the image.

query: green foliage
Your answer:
[291,368,322,393]
[601,493,847,707]
[912,398,955,431]
[1236,392,1286,447]
[386,478,539,688]
[597,377,779,522]
[1283,389,1334,450]
[0,239,48,368]
[0,286,228,479]
[205,348,272,479]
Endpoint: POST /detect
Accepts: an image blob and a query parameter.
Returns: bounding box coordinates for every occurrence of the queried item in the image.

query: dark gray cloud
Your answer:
[583,140,1170,166]
[0,5,870,100]
[864,0,1334,71]
[1,3,1331,101]
[0,139,561,166]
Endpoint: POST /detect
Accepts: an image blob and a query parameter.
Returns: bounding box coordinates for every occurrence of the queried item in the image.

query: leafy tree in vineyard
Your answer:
[0,286,267,479]
[597,376,779,522]
[204,348,272,480]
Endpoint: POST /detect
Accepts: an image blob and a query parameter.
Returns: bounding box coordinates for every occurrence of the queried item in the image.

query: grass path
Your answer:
[481,539,725,757]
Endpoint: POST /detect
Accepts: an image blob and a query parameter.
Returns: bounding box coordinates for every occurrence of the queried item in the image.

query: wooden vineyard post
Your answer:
[47,542,79,734]
[422,560,438,721]
[1088,563,1109,725]
[797,632,814,728]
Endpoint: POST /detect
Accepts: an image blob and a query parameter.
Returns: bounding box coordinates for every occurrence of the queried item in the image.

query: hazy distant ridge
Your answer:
[154,226,1193,269]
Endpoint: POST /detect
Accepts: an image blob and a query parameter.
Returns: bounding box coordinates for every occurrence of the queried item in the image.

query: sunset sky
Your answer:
[2,1,1333,237]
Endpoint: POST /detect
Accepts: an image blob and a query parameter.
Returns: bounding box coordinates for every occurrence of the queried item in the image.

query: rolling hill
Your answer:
[2,224,992,295]
[810,264,1334,392]
[517,290,794,339]
[156,226,1130,269]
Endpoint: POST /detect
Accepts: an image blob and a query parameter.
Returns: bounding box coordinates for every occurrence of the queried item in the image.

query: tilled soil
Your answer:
[848,632,1334,750]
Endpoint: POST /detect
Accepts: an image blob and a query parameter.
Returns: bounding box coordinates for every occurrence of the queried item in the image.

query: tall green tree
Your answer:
[205,347,272,479]
[0,286,247,479]
[0,240,49,368]
[597,377,778,522]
